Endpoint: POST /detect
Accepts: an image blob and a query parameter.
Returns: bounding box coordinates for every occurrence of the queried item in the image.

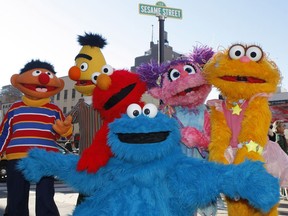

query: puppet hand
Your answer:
[181,127,209,149]
[233,145,264,165]
[77,146,113,173]
[234,160,279,213]
[53,115,73,136]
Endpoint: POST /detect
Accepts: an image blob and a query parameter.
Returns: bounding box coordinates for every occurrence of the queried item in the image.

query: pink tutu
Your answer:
[224,140,288,187]
[263,140,288,187]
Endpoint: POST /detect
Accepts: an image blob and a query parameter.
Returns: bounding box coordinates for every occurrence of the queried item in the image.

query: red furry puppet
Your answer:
[77,69,147,172]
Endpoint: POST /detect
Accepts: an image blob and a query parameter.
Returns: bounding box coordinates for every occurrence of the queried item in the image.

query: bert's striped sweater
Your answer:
[0,97,66,160]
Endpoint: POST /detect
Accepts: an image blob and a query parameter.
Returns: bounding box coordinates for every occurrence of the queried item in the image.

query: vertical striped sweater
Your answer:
[0,98,65,160]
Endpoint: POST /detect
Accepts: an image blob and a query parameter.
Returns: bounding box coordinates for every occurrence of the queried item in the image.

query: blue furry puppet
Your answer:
[18,103,280,216]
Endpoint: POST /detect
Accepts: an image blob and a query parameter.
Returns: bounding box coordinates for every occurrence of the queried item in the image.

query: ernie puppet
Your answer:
[203,44,281,216]
[0,59,72,216]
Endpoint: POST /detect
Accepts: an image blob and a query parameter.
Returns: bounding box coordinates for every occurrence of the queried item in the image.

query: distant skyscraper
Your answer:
[131,31,182,71]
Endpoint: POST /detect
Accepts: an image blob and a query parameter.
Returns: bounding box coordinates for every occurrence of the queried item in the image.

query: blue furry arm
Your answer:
[17,148,79,183]
[17,148,107,195]
[171,159,279,213]
[217,160,280,213]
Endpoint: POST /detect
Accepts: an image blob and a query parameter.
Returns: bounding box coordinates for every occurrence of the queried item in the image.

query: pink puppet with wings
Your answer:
[137,46,214,159]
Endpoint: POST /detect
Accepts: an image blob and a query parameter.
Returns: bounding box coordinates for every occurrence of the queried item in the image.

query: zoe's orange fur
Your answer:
[203,44,280,216]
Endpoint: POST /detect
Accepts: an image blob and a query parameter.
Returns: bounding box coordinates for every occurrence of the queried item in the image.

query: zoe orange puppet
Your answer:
[203,44,281,216]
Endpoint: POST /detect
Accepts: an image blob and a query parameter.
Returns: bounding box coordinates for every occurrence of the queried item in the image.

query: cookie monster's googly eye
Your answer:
[184,64,196,75]
[91,72,101,84]
[246,46,263,62]
[228,44,245,60]
[102,64,114,76]
[127,104,142,118]
[45,71,54,79]
[80,62,88,72]
[142,103,158,118]
[168,68,181,81]
[32,70,41,76]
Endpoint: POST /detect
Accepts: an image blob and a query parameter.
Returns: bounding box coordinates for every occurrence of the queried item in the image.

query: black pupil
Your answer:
[186,68,192,73]
[81,65,85,69]
[103,68,108,73]
[133,110,140,116]
[173,72,180,78]
[235,50,241,56]
[250,52,256,58]
[144,109,150,115]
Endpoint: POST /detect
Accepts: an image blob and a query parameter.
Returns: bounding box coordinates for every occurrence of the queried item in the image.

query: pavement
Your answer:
[0,181,78,216]
[1,181,288,216]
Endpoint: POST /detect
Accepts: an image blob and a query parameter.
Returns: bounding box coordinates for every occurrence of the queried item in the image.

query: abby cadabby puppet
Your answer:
[136,45,214,160]
[136,45,216,215]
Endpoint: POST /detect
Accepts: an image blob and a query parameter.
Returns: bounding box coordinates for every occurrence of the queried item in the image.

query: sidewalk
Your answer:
[0,191,78,216]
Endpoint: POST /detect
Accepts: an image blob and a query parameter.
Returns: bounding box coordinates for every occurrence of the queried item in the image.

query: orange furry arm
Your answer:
[208,107,231,164]
[234,97,270,163]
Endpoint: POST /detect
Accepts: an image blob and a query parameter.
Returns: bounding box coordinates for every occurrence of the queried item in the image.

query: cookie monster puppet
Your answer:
[18,102,279,215]
[136,45,217,216]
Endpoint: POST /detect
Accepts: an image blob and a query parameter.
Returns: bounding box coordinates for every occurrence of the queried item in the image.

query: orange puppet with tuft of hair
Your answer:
[203,44,281,216]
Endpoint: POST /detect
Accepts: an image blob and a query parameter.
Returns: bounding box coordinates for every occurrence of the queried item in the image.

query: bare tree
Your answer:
[0,85,23,104]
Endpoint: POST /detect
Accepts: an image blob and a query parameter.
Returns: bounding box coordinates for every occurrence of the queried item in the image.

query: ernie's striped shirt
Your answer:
[0,99,66,160]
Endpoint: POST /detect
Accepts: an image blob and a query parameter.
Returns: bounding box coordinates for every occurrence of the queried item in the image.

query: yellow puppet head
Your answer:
[203,44,280,101]
[68,33,108,96]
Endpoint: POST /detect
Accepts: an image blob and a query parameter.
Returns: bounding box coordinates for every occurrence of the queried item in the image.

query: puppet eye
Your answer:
[80,62,88,72]
[45,71,54,78]
[168,68,181,81]
[32,70,41,76]
[229,44,245,60]
[102,64,113,76]
[127,104,142,118]
[184,64,196,74]
[246,46,263,62]
[91,72,101,84]
[142,103,158,118]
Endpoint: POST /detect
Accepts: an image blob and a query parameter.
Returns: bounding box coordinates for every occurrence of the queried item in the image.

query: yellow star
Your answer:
[245,140,263,154]
[232,104,242,115]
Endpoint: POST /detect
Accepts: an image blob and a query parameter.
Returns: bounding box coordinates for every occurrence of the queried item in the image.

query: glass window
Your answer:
[64,90,68,100]
[63,107,67,114]
[72,89,76,99]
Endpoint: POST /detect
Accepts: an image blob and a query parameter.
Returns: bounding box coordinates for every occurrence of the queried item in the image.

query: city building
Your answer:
[131,31,182,71]
[51,76,82,134]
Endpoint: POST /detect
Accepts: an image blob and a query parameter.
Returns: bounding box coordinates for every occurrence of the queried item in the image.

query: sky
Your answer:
[1,0,287,100]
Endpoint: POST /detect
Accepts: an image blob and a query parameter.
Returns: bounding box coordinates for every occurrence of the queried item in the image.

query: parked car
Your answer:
[0,152,7,183]
[0,143,72,183]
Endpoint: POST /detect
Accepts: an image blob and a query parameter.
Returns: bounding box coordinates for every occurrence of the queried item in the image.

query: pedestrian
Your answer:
[268,124,276,142]
[0,59,73,216]
[273,120,288,155]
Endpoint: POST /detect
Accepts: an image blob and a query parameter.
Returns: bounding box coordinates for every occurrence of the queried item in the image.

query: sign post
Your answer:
[139,1,182,63]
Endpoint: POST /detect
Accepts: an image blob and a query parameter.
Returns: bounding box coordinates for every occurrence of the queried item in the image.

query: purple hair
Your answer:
[187,45,214,66]
[136,60,164,89]
[136,45,214,89]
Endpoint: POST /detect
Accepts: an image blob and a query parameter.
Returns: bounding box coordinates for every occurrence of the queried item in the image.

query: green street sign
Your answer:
[139,1,182,19]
